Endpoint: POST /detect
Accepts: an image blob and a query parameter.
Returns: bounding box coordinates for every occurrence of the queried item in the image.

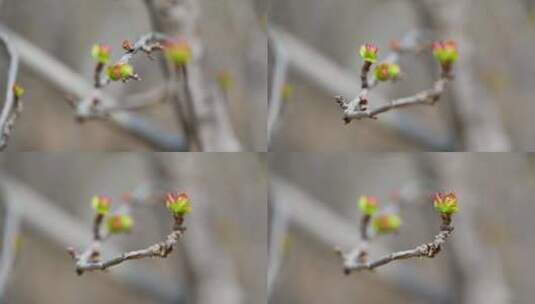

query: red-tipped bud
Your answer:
[165,192,192,216]
[91,195,111,215]
[372,214,402,235]
[433,192,458,215]
[91,44,111,64]
[358,196,378,216]
[164,40,192,67]
[373,63,400,81]
[106,215,134,234]
[106,63,135,81]
[432,40,458,66]
[359,43,378,63]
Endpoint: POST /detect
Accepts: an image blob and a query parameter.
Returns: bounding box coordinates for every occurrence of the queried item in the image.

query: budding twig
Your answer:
[337,192,458,275]
[68,193,191,275]
[335,37,456,123]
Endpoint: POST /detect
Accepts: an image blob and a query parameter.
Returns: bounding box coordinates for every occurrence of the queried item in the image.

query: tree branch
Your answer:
[334,33,451,123]
[0,24,187,151]
[339,214,454,273]
[268,26,455,150]
[0,31,20,150]
[0,174,184,302]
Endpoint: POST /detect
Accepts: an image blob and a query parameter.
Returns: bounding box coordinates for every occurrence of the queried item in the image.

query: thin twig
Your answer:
[0,31,20,150]
[267,29,289,144]
[337,77,448,121]
[69,207,186,275]
[339,214,454,273]
[267,196,290,299]
[70,228,185,275]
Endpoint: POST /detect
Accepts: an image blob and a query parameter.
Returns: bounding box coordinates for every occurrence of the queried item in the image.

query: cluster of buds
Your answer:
[433,192,458,215]
[106,63,135,82]
[359,44,378,63]
[164,40,192,67]
[373,63,401,82]
[358,196,401,235]
[12,84,24,99]
[106,214,134,234]
[372,214,402,235]
[432,40,458,74]
[91,44,111,64]
[91,195,133,235]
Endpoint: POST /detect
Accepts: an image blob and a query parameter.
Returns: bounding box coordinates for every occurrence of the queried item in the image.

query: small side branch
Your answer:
[68,208,187,275]
[70,228,184,275]
[337,77,448,121]
[338,213,454,274]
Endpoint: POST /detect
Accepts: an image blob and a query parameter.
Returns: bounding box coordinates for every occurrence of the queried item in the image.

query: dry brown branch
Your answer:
[0,31,20,150]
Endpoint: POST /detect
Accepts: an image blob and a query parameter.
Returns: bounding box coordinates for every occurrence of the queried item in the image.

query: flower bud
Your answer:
[374,63,400,81]
[91,44,111,64]
[164,40,192,67]
[106,63,134,81]
[281,84,294,101]
[432,41,458,66]
[359,43,378,63]
[217,70,235,92]
[165,192,192,216]
[12,84,24,98]
[106,215,134,234]
[91,195,111,215]
[358,196,378,216]
[372,214,402,235]
[433,192,458,215]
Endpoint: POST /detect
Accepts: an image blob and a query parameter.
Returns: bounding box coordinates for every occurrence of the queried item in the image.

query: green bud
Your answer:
[91,44,111,64]
[106,215,134,234]
[91,196,111,215]
[359,44,378,63]
[166,192,192,216]
[358,196,378,216]
[372,214,402,235]
[433,192,458,215]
